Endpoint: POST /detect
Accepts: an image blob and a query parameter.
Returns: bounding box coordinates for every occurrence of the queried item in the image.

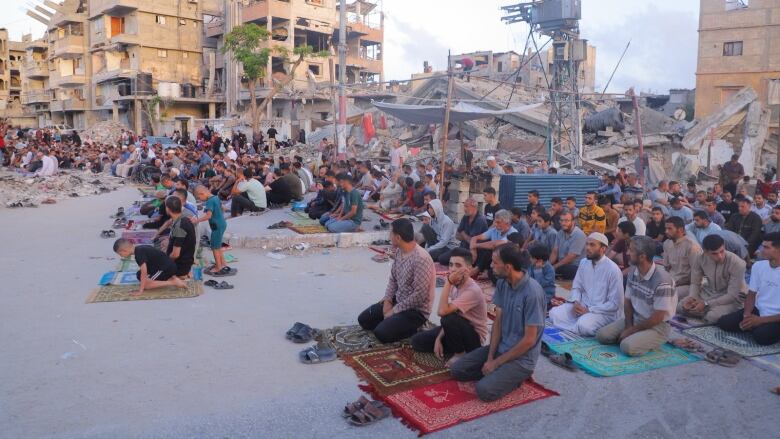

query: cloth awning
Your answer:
[371,100,543,124]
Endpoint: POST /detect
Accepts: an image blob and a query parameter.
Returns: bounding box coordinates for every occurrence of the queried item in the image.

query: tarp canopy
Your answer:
[371,101,543,125]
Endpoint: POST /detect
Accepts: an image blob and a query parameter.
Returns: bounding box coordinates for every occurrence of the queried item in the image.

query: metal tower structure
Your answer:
[501,0,585,169]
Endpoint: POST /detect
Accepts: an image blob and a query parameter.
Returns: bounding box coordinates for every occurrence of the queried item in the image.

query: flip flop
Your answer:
[210,267,237,277]
[291,324,315,343]
[348,401,391,426]
[705,348,740,367]
[214,281,234,290]
[547,352,577,371]
[299,344,336,364]
[204,279,218,287]
[343,396,372,418]
[286,322,306,339]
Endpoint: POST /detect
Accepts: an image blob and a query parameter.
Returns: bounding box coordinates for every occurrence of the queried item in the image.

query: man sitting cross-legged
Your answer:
[357,219,435,343]
[113,238,186,296]
[596,236,677,356]
[549,232,624,336]
[469,209,517,279]
[678,234,745,324]
[411,248,488,367]
[716,232,780,345]
[450,244,546,402]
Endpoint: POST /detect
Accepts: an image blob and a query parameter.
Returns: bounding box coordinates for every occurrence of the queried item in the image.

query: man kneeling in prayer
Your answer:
[113,238,186,296]
[596,236,677,356]
[450,244,546,402]
[549,232,624,336]
[357,219,435,343]
[411,248,488,367]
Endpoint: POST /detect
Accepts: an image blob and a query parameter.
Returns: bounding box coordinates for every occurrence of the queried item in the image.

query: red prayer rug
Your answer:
[342,346,451,397]
[376,379,558,435]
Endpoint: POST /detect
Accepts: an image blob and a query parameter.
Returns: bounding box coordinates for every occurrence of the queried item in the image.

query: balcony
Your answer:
[25,61,49,78]
[53,12,85,27]
[206,20,224,38]
[25,39,48,50]
[56,73,88,87]
[242,0,292,23]
[345,54,382,74]
[93,59,134,84]
[53,35,85,58]
[51,97,87,112]
[21,90,50,104]
[109,33,139,46]
[92,0,139,17]
[343,20,382,43]
[9,60,21,72]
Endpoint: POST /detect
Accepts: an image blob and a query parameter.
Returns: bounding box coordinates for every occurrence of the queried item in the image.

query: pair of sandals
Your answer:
[110,207,125,219]
[342,396,391,427]
[705,348,741,367]
[204,279,234,290]
[112,218,128,229]
[541,341,578,372]
[267,221,293,230]
[372,219,390,231]
[205,266,237,277]
[286,322,316,344]
[299,343,336,364]
[100,230,116,239]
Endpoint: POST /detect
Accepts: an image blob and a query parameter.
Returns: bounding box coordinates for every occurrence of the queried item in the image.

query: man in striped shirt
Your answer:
[596,236,677,356]
[358,219,435,343]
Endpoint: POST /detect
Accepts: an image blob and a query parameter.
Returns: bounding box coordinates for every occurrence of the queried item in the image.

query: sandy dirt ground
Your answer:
[1,186,778,439]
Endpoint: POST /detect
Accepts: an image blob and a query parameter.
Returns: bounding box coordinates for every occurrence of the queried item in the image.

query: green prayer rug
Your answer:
[549,338,700,377]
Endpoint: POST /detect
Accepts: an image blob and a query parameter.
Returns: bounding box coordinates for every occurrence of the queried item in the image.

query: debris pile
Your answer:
[0,169,124,208]
[82,121,128,145]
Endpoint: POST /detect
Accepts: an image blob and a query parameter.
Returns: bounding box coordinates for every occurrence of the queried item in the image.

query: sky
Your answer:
[1,0,700,93]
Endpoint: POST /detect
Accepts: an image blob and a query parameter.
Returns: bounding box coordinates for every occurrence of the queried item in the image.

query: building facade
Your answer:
[695,0,780,120]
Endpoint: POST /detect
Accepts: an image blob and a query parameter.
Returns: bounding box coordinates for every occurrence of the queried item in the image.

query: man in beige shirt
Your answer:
[678,234,745,323]
[662,216,702,301]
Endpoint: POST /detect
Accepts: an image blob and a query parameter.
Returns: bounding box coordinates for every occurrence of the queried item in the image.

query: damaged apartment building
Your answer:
[5,0,383,140]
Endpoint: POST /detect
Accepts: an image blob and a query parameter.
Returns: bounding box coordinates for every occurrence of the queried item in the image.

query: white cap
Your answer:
[486,156,496,162]
[588,232,609,247]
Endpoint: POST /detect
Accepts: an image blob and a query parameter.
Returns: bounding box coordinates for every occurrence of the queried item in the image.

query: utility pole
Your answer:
[337,0,347,159]
[629,88,645,187]
[440,50,454,201]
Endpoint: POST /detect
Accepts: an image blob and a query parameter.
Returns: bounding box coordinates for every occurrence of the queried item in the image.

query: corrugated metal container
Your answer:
[499,174,600,209]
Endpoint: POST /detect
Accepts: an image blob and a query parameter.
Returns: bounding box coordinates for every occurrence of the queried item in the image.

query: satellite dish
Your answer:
[673,108,686,121]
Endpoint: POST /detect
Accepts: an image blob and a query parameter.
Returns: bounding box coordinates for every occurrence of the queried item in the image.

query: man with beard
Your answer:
[549,233,623,336]
[450,244,545,402]
[597,236,677,356]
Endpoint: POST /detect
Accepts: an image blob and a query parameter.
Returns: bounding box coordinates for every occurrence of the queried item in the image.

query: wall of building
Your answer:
[695,0,780,118]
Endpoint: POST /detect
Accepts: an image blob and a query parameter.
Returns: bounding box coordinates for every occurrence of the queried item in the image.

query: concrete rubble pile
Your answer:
[307,77,774,187]
[82,121,128,146]
[0,169,123,208]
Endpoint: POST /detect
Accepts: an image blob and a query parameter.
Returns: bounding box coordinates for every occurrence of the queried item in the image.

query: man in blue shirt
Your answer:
[437,198,488,266]
[451,244,546,402]
[668,197,694,224]
[598,174,623,204]
[469,210,517,278]
[686,210,722,245]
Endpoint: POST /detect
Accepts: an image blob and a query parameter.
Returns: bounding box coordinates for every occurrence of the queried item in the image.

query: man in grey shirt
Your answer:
[451,244,545,402]
[551,211,587,280]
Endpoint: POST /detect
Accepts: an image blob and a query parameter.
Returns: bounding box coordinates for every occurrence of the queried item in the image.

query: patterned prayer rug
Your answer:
[434,263,449,277]
[748,353,780,377]
[121,230,157,245]
[542,322,585,345]
[316,323,436,355]
[288,224,328,234]
[669,315,708,332]
[683,326,780,357]
[85,280,203,303]
[98,271,140,286]
[548,338,700,377]
[377,379,558,435]
[342,345,450,397]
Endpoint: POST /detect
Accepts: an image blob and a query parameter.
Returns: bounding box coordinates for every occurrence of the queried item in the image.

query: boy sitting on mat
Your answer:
[113,239,186,296]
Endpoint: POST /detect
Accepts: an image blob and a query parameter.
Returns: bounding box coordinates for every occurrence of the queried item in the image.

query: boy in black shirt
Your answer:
[113,239,185,296]
[483,187,502,226]
[164,196,196,278]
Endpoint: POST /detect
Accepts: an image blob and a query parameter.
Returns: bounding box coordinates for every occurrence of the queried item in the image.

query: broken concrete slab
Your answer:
[585,145,627,160]
[697,139,735,175]
[682,86,758,151]
[739,103,771,177]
